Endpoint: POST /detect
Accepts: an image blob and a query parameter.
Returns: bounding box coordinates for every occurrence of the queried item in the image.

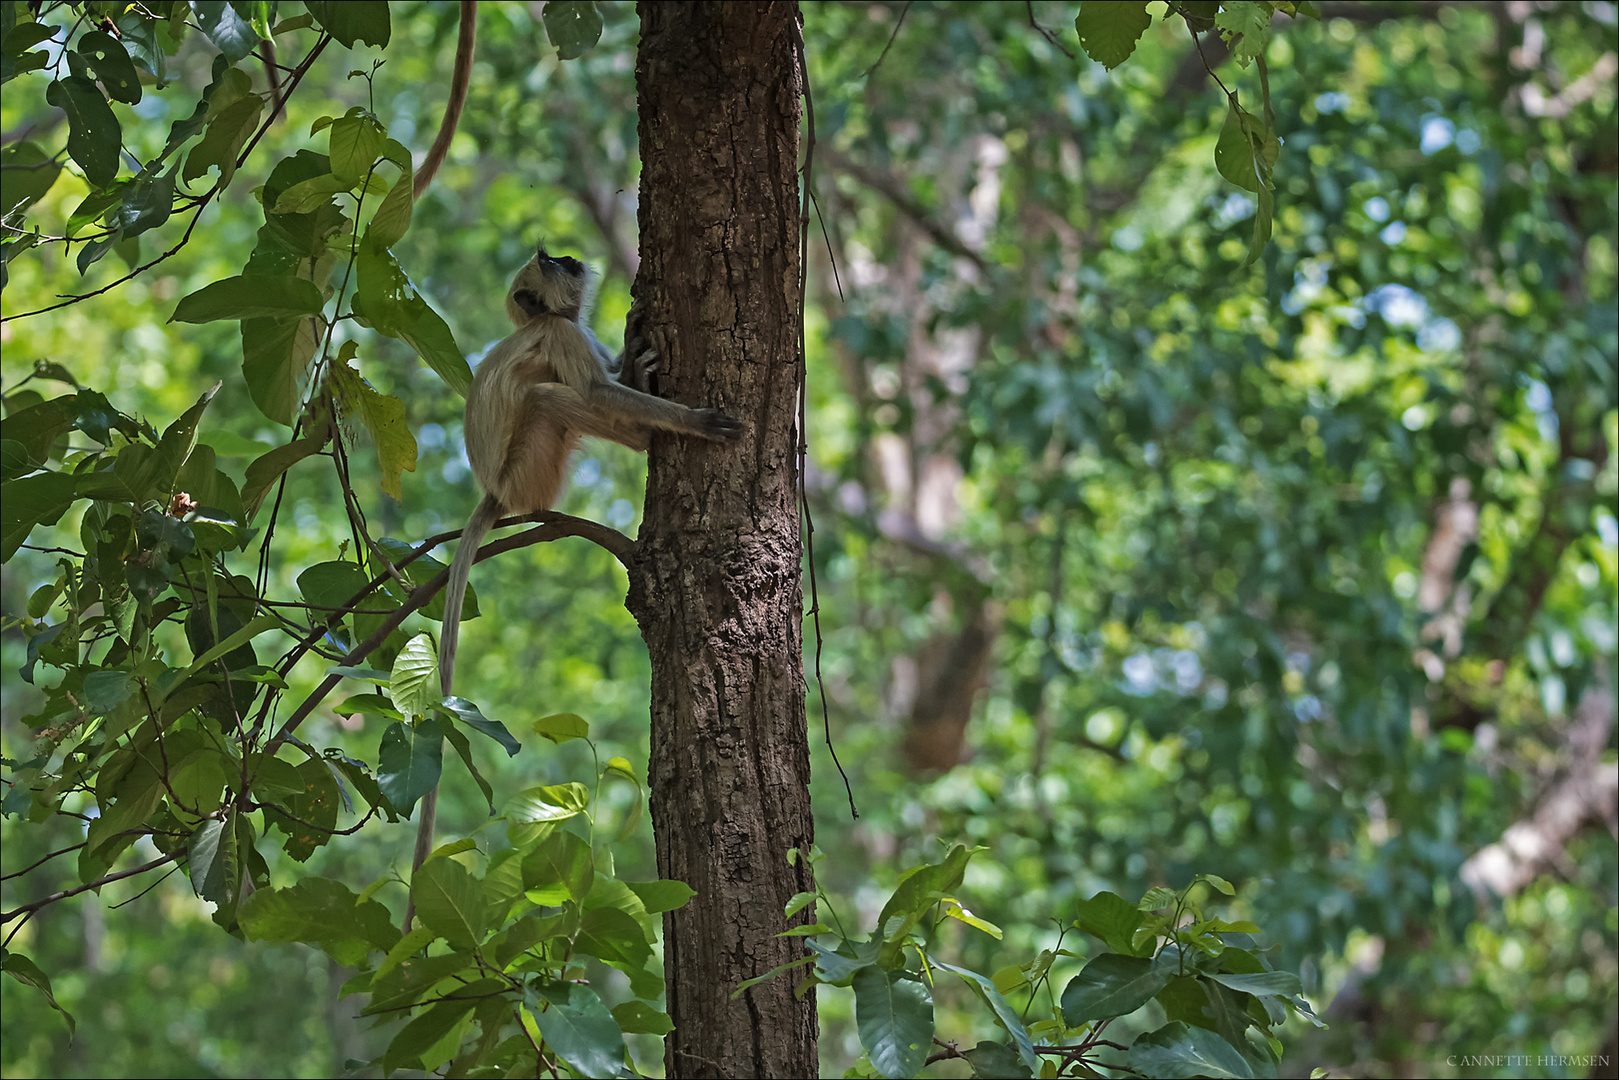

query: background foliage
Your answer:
[2,1,1615,1077]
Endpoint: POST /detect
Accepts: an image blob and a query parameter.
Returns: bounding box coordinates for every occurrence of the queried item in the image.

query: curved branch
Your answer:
[265,511,632,752]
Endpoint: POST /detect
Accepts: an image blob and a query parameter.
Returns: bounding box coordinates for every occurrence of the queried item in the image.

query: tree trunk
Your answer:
[626,4,817,1077]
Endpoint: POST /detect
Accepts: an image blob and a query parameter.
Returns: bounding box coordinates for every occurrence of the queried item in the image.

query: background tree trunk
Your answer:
[626,4,817,1077]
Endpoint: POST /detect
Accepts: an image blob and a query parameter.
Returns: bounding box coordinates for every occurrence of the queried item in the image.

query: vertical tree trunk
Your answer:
[626,4,817,1077]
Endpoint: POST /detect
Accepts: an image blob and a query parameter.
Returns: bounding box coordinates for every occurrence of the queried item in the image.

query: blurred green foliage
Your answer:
[2,1,1615,1077]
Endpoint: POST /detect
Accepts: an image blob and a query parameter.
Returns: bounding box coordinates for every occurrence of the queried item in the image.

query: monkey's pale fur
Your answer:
[440,248,740,698]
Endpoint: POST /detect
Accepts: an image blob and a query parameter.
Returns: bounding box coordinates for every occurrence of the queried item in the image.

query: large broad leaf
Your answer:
[0,141,62,214]
[241,316,320,426]
[241,431,327,515]
[1206,970,1304,998]
[307,1,391,49]
[1074,891,1147,957]
[328,108,385,184]
[172,275,324,323]
[1,950,76,1035]
[542,1,604,60]
[382,993,482,1076]
[183,92,262,189]
[188,814,238,905]
[389,633,438,718]
[533,982,626,1080]
[1128,1021,1255,1079]
[377,717,443,814]
[327,360,418,501]
[191,1,259,60]
[45,76,120,187]
[931,960,1041,1075]
[521,828,594,906]
[2,471,77,561]
[436,697,520,756]
[238,876,400,965]
[1075,1,1152,69]
[852,966,933,1080]
[876,844,975,963]
[411,853,487,949]
[1061,953,1171,1024]
[73,31,141,103]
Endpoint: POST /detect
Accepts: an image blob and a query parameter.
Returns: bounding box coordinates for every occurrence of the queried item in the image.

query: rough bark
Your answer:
[626,4,817,1077]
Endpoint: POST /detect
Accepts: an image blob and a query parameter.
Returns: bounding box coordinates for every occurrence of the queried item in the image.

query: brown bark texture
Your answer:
[626,4,817,1077]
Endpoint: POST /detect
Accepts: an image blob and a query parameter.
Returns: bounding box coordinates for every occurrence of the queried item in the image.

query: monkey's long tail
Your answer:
[404,492,503,929]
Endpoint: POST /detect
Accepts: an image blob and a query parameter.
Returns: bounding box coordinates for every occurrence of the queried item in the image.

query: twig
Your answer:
[0,841,86,881]
[0,852,180,924]
[863,0,914,79]
[265,512,632,752]
[1,34,332,323]
[1026,1,1076,58]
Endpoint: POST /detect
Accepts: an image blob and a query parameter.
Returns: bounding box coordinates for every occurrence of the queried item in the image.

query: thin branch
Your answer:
[0,852,180,924]
[863,0,913,79]
[265,511,632,752]
[0,841,86,881]
[1026,1,1076,59]
[1,34,332,323]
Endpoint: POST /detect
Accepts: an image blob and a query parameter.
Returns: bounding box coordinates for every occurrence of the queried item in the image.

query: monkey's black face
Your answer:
[536,247,586,278]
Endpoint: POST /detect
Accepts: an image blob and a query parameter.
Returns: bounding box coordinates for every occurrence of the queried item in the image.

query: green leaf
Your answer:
[611,1000,673,1035]
[151,381,220,494]
[506,782,589,824]
[182,91,262,188]
[352,248,473,396]
[521,828,594,905]
[931,960,1041,1075]
[389,633,438,718]
[1206,970,1304,998]
[852,966,933,1080]
[74,31,141,104]
[328,108,385,184]
[241,317,320,427]
[436,697,520,756]
[1075,890,1147,956]
[625,878,696,914]
[533,712,589,743]
[271,172,352,214]
[364,170,414,248]
[241,432,326,515]
[1128,1021,1255,1079]
[2,471,77,561]
[327,361,418,501]
[533,982,626,1079]
[0,141,62,215]
[411,853,487,949]
[576,905,656,996]
[875,844,975,963]
[239,877,401,966]
[1215,1,1272,67]
[46,76,121,188]
[440,719,493,811]
[941,898,1002,939]
[181,613,280,679]
[962,1042,1032,1080]
[112,167,175,238]
[363,953,474,1014]
[377,718,443,814]
[297,559,371,619]
[383,994,480,1076]
[188,814,238,905]
[1,950,75,1034]
[1201,874,1237,896]
[307,0,391,49]
[83,669,135,713]
[1075,1,1152,70]
[1241,184,1274,268]
[542,1,604,60]
[172,275,323,323]
[265,758,341,862]
[1061,953,1172,1024]
[192,1,260,61]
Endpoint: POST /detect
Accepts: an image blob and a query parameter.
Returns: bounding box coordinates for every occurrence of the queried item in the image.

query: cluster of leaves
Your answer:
[3,4,685,1074]
[753,848,1321,1080]
[238,710,685,1078]
[1071,0,1310,264]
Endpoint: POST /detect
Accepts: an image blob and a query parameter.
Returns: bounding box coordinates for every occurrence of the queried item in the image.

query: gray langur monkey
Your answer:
[406,249,742,907]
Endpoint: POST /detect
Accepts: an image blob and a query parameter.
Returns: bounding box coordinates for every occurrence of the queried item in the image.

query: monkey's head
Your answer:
[507,246,590,326]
